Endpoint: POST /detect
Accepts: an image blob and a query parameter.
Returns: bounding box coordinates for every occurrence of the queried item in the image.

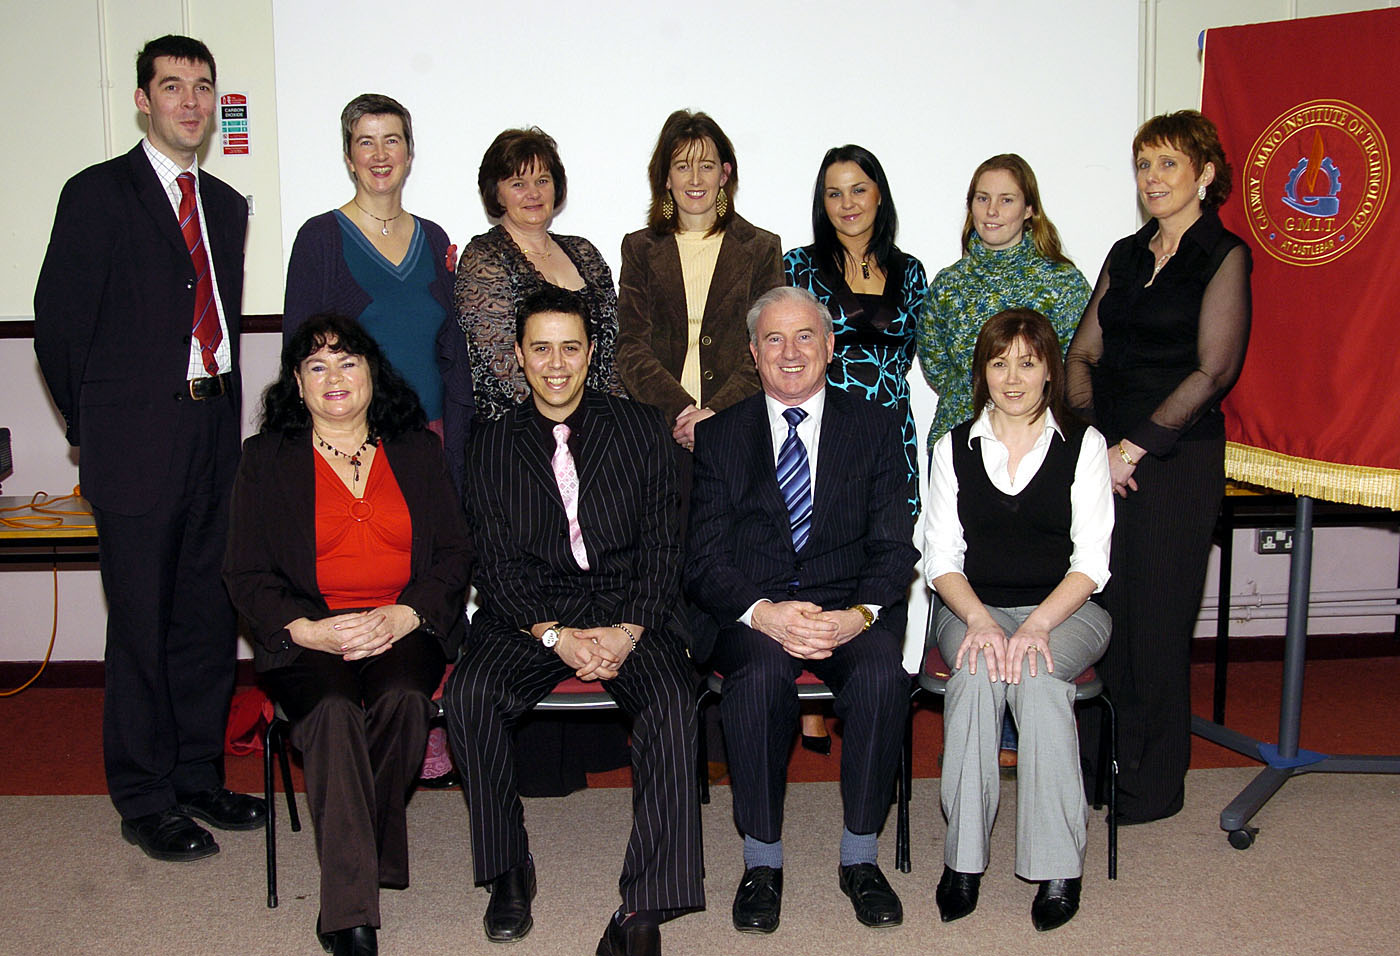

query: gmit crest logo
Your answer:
[1243,99,1390,266]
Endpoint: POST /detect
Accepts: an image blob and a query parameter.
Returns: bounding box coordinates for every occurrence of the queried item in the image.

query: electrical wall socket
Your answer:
[1255,529,1293,554]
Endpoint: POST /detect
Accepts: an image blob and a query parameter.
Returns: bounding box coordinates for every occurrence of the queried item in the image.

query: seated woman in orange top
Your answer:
[224,314,472,956]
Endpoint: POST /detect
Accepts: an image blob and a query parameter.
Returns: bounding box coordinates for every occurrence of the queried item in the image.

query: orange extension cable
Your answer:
[0,492,93,696]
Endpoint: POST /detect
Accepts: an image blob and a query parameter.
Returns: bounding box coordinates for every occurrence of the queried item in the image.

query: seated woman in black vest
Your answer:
[922,308,1113,932]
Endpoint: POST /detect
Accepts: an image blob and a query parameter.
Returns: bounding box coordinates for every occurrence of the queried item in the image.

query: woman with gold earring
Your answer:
[615,110,782,467]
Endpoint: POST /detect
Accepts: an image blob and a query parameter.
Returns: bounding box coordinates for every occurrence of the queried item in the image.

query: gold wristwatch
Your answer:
[849,604,875,631]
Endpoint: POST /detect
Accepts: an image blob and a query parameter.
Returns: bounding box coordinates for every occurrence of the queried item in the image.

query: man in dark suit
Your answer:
[444,286,703,955]
[686,286,917,933]
[33,35,264,862]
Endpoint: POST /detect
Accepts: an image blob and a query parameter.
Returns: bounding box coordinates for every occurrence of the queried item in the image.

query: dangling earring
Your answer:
[661,194,674,220]
[715,186,728,219]
[1197,183,1208,201]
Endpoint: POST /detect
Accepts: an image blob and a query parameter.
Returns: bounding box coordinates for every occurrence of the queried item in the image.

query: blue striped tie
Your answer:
[777,407,812,552]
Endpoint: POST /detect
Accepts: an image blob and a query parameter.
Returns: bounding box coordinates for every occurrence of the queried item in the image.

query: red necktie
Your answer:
[176,172,221,376]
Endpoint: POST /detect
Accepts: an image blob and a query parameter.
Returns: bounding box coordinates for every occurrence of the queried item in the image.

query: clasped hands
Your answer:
[955,614,1055,685]
[531,621,640,681]
[672,404,715,451]
[288,604,420,661]
[752,600,866,660]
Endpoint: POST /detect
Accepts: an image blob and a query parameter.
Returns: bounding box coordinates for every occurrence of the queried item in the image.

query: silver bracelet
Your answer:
[615,623,638,651]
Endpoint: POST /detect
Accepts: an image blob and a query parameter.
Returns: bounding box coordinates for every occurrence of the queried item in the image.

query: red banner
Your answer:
[1203,8,1400,507]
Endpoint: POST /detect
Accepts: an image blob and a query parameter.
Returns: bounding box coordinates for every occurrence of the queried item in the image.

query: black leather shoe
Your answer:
[732,865,782,933]
[800,733,832,756]
[596,915,661,956]
[935,865,981,923]
[1031,877,1081,932]
[176,788,267,831]
[338,926,377,956]
[838,862,903,928]
[483,857,536,942]
[120,809,218,862]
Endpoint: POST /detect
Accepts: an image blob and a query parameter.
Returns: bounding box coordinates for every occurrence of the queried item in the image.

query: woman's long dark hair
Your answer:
[810,144,899,278]
[260,313,426,440]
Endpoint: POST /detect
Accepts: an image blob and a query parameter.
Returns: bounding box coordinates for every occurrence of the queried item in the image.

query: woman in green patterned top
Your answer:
[918,154,1091,453]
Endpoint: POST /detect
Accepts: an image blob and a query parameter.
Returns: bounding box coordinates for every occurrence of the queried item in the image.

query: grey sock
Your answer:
[840,828,877,867]
[742,834,783,869]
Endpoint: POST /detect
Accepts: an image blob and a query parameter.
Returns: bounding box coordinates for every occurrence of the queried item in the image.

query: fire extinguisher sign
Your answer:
[220,93,250,155]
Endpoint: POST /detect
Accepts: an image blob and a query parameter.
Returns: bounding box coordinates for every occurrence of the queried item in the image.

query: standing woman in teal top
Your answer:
[918,154,1090,455]
[284,93,472,491]
[785,145,927,516]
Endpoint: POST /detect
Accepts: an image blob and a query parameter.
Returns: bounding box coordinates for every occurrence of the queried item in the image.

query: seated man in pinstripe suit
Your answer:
[444,286,703,956]
[686,286,918,933]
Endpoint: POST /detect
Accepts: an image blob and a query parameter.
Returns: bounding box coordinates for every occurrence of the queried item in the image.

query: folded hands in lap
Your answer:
[288,604,420,660]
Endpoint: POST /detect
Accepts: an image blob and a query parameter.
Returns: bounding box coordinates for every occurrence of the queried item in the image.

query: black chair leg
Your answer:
[264,718,280,909]
[696,686,711,805]
[895,688,914,873]
[277,734,300,832]
[1102,692,1118,880]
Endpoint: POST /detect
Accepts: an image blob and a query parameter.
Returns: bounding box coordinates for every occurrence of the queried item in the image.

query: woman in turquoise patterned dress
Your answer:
[918,154,1091,454]
[917,152,1091,770]
[785,144,927,515]
[785,145,926,754]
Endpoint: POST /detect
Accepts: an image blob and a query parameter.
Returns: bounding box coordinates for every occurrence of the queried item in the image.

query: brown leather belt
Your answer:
[188,372,232,401]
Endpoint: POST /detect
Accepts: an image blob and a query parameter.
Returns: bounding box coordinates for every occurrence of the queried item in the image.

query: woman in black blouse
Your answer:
[1065,110,1252,823]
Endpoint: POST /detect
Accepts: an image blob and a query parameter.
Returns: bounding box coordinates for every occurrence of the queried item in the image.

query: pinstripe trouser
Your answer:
[443,626,705,913]
[713,621,908,843]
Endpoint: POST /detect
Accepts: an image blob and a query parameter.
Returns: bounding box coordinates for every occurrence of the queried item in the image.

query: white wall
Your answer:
[2,0,1395,662]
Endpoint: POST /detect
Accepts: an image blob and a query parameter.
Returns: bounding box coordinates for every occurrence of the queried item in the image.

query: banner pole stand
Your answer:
[1191,496,1400,850]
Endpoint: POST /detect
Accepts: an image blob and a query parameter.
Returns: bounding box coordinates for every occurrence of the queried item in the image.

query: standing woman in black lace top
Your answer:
[455,128,626,424]
[1066,110,1252,823]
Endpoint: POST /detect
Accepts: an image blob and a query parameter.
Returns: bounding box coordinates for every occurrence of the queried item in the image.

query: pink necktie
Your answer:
[551,424,589,570]
[176,172,221,376]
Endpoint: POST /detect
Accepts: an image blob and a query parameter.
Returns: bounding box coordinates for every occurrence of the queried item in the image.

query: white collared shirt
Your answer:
[921,409,1114,592]
[142,138,233,379]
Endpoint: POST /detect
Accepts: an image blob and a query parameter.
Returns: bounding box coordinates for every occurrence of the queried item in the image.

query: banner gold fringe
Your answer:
[1226,443,1400,510]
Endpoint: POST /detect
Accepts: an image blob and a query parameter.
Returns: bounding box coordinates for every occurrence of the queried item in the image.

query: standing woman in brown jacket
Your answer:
[615,109,782,470]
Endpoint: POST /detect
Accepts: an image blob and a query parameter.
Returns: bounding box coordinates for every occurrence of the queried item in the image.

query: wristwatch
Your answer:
[849,604,875,631]
[540,626,562,649]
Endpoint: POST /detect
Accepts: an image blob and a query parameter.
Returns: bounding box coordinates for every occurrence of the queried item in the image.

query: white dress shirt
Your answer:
[142,138,233,379]
[921,408,1114,594]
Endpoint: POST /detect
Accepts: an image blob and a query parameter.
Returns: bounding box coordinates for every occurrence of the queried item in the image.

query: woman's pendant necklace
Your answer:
[860,258,871,280]
[314,430,374,486]
[352,198,404,237]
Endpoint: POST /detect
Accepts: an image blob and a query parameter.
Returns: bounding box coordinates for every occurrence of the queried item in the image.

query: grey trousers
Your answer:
[936,601,1111,880]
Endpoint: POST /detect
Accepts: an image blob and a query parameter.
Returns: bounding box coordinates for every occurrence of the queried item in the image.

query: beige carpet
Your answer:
[4,768,1397,955]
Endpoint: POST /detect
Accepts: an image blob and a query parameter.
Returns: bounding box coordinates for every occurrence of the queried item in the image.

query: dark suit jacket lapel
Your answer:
[127,144,189,259]
[811,387,854,543]
[572,393,618,528]
[737,395,791,537]
[510,405,561,504]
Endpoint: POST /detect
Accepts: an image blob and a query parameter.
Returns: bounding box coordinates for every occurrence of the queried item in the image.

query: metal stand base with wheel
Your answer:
[1192,496,1400,849]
